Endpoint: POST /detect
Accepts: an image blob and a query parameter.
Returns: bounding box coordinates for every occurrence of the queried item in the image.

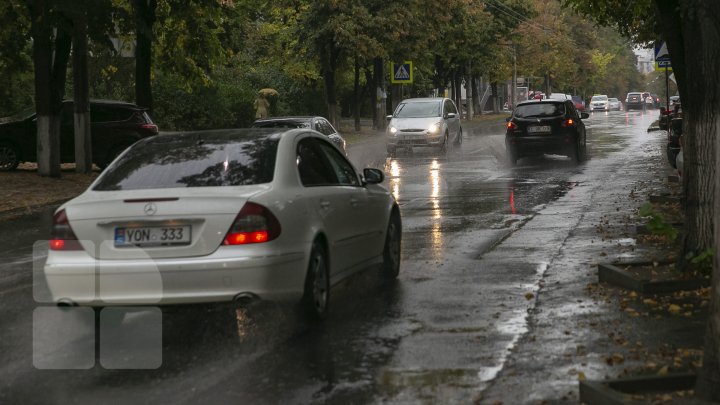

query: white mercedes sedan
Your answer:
[44,129,401,319]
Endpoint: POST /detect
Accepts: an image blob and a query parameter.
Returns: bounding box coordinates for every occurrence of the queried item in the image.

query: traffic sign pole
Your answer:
[665,66,670,113]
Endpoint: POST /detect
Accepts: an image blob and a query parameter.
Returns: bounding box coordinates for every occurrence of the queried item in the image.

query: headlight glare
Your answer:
[428,123,440,134]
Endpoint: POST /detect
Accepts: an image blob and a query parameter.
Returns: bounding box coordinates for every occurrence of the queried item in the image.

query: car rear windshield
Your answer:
[394,102,441,118]
[514,103,565,118]
[253,120,310,129]
[93,132,278,190]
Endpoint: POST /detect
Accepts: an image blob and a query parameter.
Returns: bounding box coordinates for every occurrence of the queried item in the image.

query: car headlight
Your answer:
[428,123,440,134]
[389,126,398,135]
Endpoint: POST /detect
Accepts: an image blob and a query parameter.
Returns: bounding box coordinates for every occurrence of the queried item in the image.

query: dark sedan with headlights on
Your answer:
[505,99,589,165]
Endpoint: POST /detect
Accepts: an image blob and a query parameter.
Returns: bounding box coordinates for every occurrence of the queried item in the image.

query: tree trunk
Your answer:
[320,42,340,129]
[472,76,481,115]
[353,56,360,132]
[73,8,92,173]
[134,0,156,112]
[465,64,473,121]
[665,0,720,400]
[491,82,499,114]
[29,0,71,178]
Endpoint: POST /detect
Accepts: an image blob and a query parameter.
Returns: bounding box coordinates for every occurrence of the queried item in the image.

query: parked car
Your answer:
[667,116,683,168]
[669,95,680,108]
[386,97,462,155]
[252,116,346,154]
[548,93,572,101]
[571,95,585,111]
[0,100,158,171]
[625,92,644,110]
[590,95,609,111]
[505,99,589,165]
[607,98,622,111]
[43,129,401,320]
[650,93,661,108]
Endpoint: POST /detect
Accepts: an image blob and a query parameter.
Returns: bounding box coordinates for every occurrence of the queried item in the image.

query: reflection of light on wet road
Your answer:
[430,159,443,259]
[235,308,255,341]
[390,160,401,201]
[509,189,516,215]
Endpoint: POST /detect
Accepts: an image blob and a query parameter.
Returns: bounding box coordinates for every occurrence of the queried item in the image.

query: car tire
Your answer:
[507,149,518,166]
[381,211,401,279]
[302,241,330,320]
[0,142,21,171]
[454,128,463,146]
[439,132,449,154]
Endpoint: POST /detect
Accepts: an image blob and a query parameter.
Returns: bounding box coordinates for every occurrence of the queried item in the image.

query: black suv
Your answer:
[0,100,158,171]
[505,99,589,165]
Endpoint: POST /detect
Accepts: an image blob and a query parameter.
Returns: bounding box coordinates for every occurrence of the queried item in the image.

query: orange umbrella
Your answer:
[258,88,279,97]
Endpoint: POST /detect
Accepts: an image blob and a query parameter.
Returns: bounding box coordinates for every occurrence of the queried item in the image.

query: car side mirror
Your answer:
[580,112,589,119]
[446,113,457,119]
[386,115,393,120]
[363,168,384,185]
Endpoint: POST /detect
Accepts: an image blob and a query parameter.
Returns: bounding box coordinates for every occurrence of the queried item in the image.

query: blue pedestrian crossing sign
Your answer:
[390,61,413,84]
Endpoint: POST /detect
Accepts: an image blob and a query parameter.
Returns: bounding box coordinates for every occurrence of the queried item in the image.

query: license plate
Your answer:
[114,226,191,247]
[527,125,550,133]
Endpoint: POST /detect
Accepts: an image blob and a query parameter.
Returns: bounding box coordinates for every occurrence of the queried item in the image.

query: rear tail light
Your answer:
[50,209,83,251]
[223,202,281,245]
[561,119,575,127]
[506,121,518,130]
[141,123,159,134]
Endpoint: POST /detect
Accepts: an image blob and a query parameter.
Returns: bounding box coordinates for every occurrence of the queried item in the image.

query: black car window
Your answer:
[394,101,441,118]
[93,133,278,190]
[296,138,339,186]
[91,106,134,123]
[445,100,458,115]
[566,101,579,118]
[316,140,359,186]
[514,103,566,118]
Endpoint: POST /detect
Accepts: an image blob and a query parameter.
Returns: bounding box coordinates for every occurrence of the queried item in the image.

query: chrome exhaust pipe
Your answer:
[233,292,259,306]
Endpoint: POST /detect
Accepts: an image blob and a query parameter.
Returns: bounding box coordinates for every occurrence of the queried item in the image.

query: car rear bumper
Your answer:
[506,136,577,157]
[43,248,308,306]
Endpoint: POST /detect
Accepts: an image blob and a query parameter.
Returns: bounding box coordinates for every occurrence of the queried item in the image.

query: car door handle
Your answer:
[349,198,358,207]
[320,200,331,209]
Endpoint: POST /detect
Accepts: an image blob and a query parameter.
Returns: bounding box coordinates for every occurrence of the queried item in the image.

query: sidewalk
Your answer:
[479,126,706,403]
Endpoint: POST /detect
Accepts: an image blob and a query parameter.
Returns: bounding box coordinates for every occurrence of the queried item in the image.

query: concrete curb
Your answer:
[598,262,709,294]
[579,373,696,405]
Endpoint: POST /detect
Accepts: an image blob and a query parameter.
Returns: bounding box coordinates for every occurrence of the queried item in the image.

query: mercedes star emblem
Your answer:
[144,202,157,216]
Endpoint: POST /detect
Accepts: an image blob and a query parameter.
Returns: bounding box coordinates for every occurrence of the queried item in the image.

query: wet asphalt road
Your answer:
[0,109,659,404]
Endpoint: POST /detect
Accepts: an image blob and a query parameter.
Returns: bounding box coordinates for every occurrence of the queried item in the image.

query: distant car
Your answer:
[669,95,680,108]
[505,99,589,165]
[386,97,462,155]
[43,129,401,320]
[571,95,585,111]
[253,116,346,153]
[548,93,572,101]
[607,98,622,111]
[590,95,609,111]
[0,100,158,171]
[650,93,661,108]
[625,92,644,110]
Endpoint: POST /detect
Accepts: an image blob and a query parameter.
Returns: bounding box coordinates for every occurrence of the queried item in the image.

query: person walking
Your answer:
[254,93,270,119]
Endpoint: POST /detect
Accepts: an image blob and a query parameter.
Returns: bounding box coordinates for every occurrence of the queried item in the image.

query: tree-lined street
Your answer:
[2,110,691,403]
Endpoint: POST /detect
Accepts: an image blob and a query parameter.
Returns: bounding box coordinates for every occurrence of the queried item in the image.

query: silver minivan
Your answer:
[386,98,462,155]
